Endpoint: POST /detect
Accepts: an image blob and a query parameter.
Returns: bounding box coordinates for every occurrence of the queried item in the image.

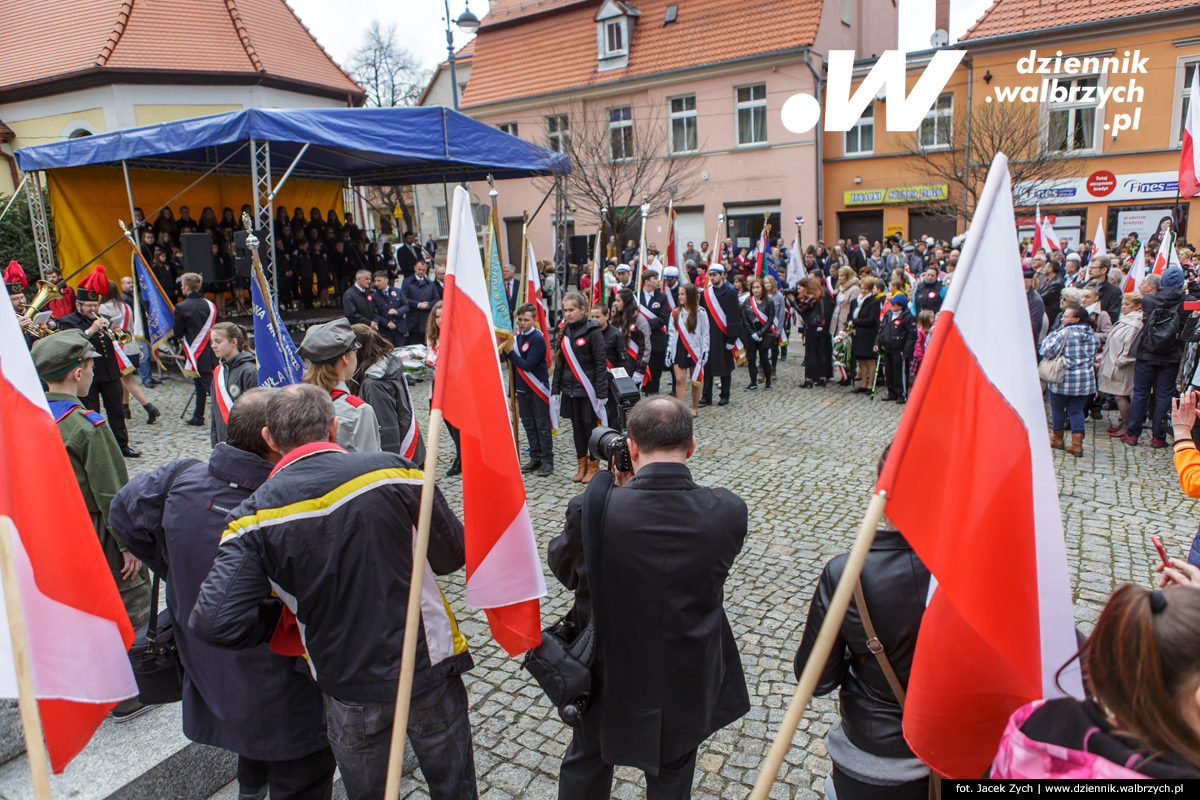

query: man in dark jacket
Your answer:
[1085,255,1122,323]
[110,390,335,800]
[1123,265,1188,446]
[549,396,749,799]
[343,269,377,328]
[637,271,670,394]
[402,260,441,345]
[699,264,745,406]
[503,303,553,476]
[174,273,220,429]
[191,384,476,800]
[396,231,425,280]
[1037,258,1064,326]
[795,447,932,798]
[1025,267,1046,346]
[372,270,409,346]
[875,294,917,403]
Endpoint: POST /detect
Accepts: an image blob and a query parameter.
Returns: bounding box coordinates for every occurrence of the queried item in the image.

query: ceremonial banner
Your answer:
[132,252,174,348]
[250,259,303,387]
[436,186,544,656]
[0,303,139,772]
[877,154,1082,777]
[485,208,513,339]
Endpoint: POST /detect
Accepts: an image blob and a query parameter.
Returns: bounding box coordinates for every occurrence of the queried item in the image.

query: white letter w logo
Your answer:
[782,50,965,133]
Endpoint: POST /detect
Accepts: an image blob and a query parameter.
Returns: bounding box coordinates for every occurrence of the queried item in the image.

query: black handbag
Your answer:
[128,459,198,705]
[523,470,613,723]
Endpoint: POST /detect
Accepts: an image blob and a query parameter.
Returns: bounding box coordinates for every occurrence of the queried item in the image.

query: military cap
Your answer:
[31,330,99,380]
[707,263,727,273]
[615,264,631,274]
[76,265,110,302]
[298,318,362,365]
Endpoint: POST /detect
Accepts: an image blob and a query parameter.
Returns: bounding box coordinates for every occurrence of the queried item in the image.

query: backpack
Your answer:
[1142,301,1182,356]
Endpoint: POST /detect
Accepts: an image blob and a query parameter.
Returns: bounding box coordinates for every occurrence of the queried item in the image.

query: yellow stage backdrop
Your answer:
[46,166,344,287]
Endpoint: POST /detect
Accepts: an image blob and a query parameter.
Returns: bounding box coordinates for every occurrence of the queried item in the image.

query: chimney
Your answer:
[935,0,950,40]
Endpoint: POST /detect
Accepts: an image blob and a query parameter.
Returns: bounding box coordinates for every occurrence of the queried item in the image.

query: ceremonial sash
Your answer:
[625,325,648,386]
[749,297,771,330]
[213,363,234,424]
[514,367,560,430]
[560,334,608,427]
[639,295,666,332]
[182,298,217,377]
[399,376,421,461]
[664,285,677,311]
[703,285,728,335]
[673,310,705,387]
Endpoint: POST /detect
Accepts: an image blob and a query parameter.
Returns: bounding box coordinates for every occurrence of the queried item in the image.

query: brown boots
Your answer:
[1067,432,1084,457]
[573,456,588,482]
[581,458,600,484]
[1050,430,1064,450]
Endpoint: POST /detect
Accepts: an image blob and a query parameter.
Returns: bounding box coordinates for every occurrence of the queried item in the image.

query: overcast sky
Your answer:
[287,0,996,74]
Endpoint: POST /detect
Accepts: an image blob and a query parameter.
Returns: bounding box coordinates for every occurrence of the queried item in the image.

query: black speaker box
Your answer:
[181,233,217,283]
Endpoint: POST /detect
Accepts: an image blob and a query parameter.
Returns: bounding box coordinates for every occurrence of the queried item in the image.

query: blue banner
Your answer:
[485,208,513,336]
[132,253,174,347]
[251,264,303,387]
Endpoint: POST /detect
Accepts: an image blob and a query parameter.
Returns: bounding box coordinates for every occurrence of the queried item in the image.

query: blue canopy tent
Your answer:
[14,107,570,299]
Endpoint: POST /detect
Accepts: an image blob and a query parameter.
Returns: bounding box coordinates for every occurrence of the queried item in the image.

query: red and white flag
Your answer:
[526,239,553,370]
[876,153,1083,778]
[1032,205,1063,255]
[1181,72,1199,199]
[1121,250,1145,294]
[435,186,545,656]
[1151,229,1181,276]
[0,306,138,772]
[1091,219,1106,259]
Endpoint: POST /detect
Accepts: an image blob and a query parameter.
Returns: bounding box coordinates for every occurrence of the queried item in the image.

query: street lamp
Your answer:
[445,0,481,110]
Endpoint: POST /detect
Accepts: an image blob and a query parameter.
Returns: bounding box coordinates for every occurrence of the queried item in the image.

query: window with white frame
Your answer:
[736,84,767,145]
[609,106,633,160]
[546,115,569,153]
[1179,61,1198,143]
[919,94,953,149]
[669,95,697,153]
[844,104,873,154]
[1046,75,1098,154]
[498,122,519,137]
[604,20,625,56]
[435,206,449,237]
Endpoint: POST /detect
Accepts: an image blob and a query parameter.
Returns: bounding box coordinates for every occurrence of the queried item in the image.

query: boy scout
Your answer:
[298,318,382,453]
[32,330,151,630]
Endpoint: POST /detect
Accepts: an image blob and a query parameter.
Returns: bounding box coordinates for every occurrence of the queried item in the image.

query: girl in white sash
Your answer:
[666,284,709,417]
[208,322,258,445]
[551,291,610,483]
[351,323,425,464]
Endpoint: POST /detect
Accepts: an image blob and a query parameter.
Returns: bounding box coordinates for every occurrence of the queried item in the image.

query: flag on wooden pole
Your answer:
[876,153,1083,778]
[436,186,545,656]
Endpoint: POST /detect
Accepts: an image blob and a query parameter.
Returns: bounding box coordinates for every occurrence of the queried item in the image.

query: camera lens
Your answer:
[588,426,623,462]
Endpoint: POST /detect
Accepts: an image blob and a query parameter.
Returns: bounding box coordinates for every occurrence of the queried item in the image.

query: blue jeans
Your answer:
[1048,390,1088,434]
[1126,360,1177,440]
[323,676,477,800]
[137,342,153,385]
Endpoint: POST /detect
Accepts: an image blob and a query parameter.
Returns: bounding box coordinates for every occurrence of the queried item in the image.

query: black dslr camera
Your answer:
[587,367,641,472]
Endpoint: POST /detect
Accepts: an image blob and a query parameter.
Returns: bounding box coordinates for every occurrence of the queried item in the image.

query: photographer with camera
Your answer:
[548,396,750,799]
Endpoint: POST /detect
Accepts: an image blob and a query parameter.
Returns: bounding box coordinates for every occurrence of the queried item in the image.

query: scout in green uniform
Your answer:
[31,330,150,630]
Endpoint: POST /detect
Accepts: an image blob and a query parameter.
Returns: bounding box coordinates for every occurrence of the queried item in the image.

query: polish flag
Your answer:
[1181,72,1199,198]
[1092,219,1106,259]
[1033,205,1062,256]
[1121,250,1145,294]
[876,154,1083,778]
[436,185,545,656]
[0,306,138,772]
[1151,229,1181,276]
[526,239,552,369]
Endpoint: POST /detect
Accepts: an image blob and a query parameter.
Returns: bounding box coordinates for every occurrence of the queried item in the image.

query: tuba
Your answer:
[22,280,62,339]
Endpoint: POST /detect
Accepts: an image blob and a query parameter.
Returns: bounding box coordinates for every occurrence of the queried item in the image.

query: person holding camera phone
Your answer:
[548,396,750,799]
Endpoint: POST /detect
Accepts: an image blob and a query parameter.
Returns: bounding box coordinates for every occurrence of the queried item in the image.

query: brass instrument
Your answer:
[22,280,62,339]
[104,327,133,346]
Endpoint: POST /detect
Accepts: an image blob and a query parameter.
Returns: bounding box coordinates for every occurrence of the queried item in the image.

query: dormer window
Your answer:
[595,0,639,72]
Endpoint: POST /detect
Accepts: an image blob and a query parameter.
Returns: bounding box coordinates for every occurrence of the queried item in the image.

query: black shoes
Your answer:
[717,397,730,406]
[853,387,870,394]
[520,459,540,473]
[120,446,141,458]
[185,417,205,426]
[746,383,758,391]
[698,398,712,407]
[537,462,554,477]
[447,458,462,477]
[800,381,813,388]
[122,403,131,419]
[145,404,161,424]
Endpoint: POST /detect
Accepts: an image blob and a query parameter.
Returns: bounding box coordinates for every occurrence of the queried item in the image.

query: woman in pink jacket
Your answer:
[992,583,1200,780]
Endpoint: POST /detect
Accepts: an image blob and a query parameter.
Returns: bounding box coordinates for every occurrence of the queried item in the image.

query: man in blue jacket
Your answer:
[503,303,554,476]
[109,389,334,800]
[401,260,441,345]
[371,270,409,346]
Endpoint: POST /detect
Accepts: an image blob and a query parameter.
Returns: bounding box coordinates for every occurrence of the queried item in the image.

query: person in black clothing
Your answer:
[343,269,377,328]
[139,228,157,266]
[849,278,882,393]
[502,303,554,476]
[372,271,409,346]
[311,239,333,308]
[800,276,835,388]
[402,261,440,345]
[590,301,624,428]
[742,277,775,390]
[796,445,932,800]
[109,390,336,800]
[876,294,917,403]
[292,237,314,310]
[549,396,749,799]
[699,265,744,406]
[397,231,425,279]
[637,271,670,394]
[59,267,138,457]
[175,272,220,427]
[328,238,351,298]
[552,292,609,484]
[1086,255,1123,323]
[1037,260,1064,326]
[1123,265,1188,446]
[911,267,944,318]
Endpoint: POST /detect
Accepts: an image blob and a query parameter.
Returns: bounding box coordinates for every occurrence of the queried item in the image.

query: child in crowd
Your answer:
[503,304,554,477]
[911,310,935,380]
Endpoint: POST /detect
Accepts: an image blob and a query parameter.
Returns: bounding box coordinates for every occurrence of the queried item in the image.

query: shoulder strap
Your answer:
[147,458,201,640]
[579,469,615,616]
[853,580,907,707]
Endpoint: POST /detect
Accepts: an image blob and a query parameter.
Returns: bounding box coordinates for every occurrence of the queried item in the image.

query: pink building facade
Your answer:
[459,0,897,270]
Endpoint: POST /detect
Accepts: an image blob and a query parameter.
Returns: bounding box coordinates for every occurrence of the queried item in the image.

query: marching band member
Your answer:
[612,288,651,388]
[552,291,609,484]
[351,323,425,464]
[175,272,219,428]
[100,284,160,426]
[502,303,555,477]
[6,260,42,348]
[741,277,775,390]
[667,284,709,417]
[699,263,744,407]
[209,321,258,446]
[299,318,382,453]
[637,270,670,394]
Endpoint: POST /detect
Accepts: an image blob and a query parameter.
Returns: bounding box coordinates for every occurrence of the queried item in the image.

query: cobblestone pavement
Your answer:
[122,354,1196,799]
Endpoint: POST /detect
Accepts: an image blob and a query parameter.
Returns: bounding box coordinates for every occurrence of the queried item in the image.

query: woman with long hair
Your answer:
[800,275,835,388]
[551,292,609,483]
[742,277,775,390]
[831,266,862,386]
[992,583,1200,778]
[208,321,257,446]
[424,300,463,476]
[849,276,883,393]
[611,288,650,384]
[667,283,709,415]
[199,206,219,236]
[351,323,425,464]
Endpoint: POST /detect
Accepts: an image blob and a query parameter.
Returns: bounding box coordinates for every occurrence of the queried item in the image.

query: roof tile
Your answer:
[962,0,1200,41]
[462,0,822,108]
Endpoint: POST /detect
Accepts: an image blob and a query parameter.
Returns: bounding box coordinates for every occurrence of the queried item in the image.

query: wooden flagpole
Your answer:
[747,491,888,800]
[382,412,443,800]
[510,213,530,447]
[0,517,54,800]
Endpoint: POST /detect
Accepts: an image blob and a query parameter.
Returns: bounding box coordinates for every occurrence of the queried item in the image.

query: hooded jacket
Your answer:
[358,353,425,463]
[211,351,258,446]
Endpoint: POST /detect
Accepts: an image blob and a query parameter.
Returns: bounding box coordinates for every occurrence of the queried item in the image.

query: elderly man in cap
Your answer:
[699,262,744,407]
[31,331,151,666]
[299,318,382,453]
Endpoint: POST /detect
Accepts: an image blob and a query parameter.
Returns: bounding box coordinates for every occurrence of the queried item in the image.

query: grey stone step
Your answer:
[205,743,423,800]
[0,702,235,800]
